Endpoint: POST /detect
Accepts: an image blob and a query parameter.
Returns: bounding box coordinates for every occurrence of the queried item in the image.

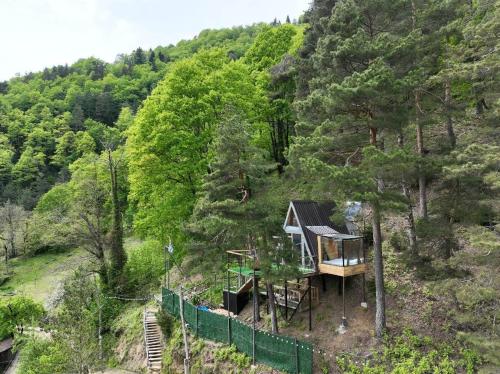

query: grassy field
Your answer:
[0,238,142,307]
[0,248,88,306]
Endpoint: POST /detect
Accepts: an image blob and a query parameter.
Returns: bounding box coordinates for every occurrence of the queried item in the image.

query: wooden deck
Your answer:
[318,263,367,277]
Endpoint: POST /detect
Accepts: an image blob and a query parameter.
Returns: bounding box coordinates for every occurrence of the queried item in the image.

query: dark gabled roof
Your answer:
[291,200,349,258]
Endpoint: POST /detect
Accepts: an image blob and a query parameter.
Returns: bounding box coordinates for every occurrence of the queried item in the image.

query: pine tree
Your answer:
[148,49,157,71]
[291,0,419,338]
[70,104,85,132]
[133,47,146,65]
[295,0,336,99]
[186,109,274,261]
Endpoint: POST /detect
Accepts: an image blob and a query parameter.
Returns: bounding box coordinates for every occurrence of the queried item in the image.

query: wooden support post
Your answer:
[341,240,345,267]
[266,287,269,314]
[252,310,256,366]
[226,253,232,344]
[253,268,260,322]
[342,277,347,327]
[322,274,327,292]
[284,281,288,320]
[308,277,312,331]
[361,273,367,309]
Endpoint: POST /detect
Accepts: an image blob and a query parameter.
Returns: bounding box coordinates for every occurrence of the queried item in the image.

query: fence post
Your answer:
[195,308,199,336]
[294,338,299,374]
[252,321,256,366]
[228,317,232,345]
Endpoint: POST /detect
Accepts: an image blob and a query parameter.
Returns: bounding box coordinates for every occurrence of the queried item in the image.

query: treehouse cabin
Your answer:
[283,200,364,274]
[222,201,366,330]
[283,201,367,327]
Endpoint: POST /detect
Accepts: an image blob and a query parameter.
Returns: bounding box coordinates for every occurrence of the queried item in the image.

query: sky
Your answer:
[0,0,311,81]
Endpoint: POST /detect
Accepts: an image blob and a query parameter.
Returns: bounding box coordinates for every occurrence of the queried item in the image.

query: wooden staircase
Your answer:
[143,309,163,373]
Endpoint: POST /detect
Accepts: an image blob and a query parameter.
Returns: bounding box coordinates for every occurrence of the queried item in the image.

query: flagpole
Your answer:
[165,236,173,289]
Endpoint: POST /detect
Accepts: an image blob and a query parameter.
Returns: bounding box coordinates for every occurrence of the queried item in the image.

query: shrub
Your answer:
[336,329,480,374]
[124,239,164,293]
[0,296,45,339]
[214,345,251,369]
[156,308,174,339]
[16,336,68,374]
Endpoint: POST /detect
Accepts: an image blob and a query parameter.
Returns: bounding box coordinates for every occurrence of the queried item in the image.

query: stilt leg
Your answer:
[284,281,288,320]
[361,273,367,309]
[341,277,347,327]
[308,277,312,331]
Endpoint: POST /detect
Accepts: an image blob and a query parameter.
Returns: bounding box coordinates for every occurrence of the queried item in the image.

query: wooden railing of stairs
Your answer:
[143,309,163,373]
[259,282,319,322]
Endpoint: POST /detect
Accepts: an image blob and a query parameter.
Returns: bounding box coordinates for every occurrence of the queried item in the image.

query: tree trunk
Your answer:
[415,90,428,219]
[402,184,418,256]
[411,1,428,220]
[107,150,126,287]
[371,202,386,339]
[253,273,260,322]
[444,80,456,148]
[418,174,427,219]
[398,131,418,256]
[266,282,278,334]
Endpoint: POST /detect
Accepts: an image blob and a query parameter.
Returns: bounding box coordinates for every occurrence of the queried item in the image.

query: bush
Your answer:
[16,336,68,374]
[0,296,45,339]
[214,344,251,369]
[389,231,406,252]
[124,240,164,293]
[336,329,481,374]
[156,308,174,339]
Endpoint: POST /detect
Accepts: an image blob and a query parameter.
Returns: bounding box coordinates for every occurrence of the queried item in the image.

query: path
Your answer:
[143,309,163,373]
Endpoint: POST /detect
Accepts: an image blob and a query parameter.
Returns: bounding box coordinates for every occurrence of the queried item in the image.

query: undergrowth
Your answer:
[335,329,480,374]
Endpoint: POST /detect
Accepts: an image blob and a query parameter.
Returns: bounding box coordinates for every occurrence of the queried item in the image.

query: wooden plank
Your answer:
[318,263,367,277]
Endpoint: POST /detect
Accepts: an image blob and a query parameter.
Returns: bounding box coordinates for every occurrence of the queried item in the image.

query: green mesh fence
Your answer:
[161,288,313,374]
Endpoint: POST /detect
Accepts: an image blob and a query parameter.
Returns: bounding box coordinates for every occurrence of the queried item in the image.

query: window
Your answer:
[288,211,299,226]
[292,234,301,250]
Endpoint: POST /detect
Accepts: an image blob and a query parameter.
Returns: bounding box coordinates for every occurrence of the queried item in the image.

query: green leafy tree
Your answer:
[17,336,68,374]
[127,49,265,246]
[0,296,44,339]
[11,146,46,186]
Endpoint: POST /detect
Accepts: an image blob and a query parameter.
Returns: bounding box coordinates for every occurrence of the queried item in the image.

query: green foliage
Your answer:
[110,303,144,348]
[156,308,174,339]
[0,25,261,207]
[16,336,68,374]
[127,49,266,247]
[214,344,251,369]
[336,329,481,374]
[244,24,304,71]
[0,296,44,339]
[124,239,164,292]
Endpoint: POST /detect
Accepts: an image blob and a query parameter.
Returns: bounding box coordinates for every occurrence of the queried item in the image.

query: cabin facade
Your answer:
[283,200,366,276]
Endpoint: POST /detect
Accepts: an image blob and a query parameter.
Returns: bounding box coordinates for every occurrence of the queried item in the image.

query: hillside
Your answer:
[0,1,499,373]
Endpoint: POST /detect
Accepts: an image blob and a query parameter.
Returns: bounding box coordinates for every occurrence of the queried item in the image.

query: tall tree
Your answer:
[106,148,127,288]
[127,50,265,246]
[291,0,418,338]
